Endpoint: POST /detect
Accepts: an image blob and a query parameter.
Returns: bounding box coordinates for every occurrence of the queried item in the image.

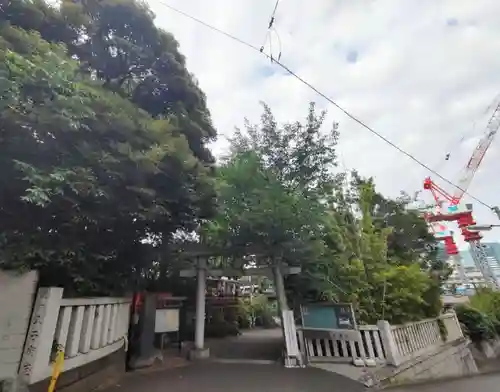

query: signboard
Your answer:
[155,308,180,333]
[300,302,356,330]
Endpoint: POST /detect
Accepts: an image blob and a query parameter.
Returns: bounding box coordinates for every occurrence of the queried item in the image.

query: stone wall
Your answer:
[471,337,500,361]
[29,348,126,392]
[0,271,38,382]
[370,338,478,388]
[468,337,500,373]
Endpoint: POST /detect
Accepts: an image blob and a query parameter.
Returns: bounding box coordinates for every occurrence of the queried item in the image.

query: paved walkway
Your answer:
[205,328,283,362]
[105,364,500,392]
[104,328,500,392]
[105,362,367,392]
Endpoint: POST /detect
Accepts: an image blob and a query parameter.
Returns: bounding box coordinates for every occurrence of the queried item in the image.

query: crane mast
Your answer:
[423,101,500,290]
[449,105,500,208]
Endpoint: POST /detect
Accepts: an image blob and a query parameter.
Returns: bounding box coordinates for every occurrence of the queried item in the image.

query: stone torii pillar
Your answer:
[192,256,209,359]
[177,244,301,361]
[177,245,220,360]
[178,251,211,360]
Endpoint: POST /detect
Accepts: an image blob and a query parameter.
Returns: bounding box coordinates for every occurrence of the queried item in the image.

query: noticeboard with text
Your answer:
[300,302,356,330]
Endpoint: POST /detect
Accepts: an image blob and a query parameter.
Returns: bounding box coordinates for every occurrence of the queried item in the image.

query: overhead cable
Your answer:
[158,2,494,211]
[259,0,282,61]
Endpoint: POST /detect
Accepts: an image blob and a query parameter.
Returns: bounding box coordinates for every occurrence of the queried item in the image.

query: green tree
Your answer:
[205,103,443,324]
[229,102,341,196]
[202,151,326,268]
[0,24,215,294]
[2,0,216,164]
[351,181,437,323]
[350,174,443,272]
[202,102,340,267]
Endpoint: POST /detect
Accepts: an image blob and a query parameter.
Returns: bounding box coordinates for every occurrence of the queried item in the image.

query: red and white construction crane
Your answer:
[423,100,500,289]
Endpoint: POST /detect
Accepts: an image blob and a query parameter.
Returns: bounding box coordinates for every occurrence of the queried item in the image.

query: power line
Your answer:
[158,2,494,211]
[259,0,281,54]
[270,0,281,23]
[267,0,281,30]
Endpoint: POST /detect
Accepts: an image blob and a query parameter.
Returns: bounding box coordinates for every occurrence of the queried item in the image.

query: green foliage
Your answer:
[204,103,442,325]
[2,0,215,164]
[203,151,325,265]
[237,295,278,329]
[455,289,500,342]
[456,305,498,342]
[203,103,340,276]
[469,288,500,322]
[229,102,340,196]
[327,181,440,324]
[0,16,215,294]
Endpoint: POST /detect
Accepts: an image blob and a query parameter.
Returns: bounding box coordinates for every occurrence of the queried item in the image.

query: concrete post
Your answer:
[377,320,401,366]
[455,312,464,338]
[194,257,207,350]
[137,294,156,358]
[273,264,288,313]
[128,293,161,369]
[190,257,209,360]
[273,263,289,338]
[19,287,63,384]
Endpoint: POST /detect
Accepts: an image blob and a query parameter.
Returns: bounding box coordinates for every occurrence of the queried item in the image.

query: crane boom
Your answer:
[422,98,500,290]
[449,102,500,206]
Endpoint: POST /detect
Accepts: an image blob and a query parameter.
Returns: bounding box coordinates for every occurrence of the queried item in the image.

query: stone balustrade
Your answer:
[19,287,131,385]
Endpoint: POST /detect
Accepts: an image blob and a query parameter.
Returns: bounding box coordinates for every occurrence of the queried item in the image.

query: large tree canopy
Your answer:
[204,103,446,324]
[229,102,340,196]
[202,103,340,264]
[202,151,326,264]
[2,0,216,164]
[0,7,216,294]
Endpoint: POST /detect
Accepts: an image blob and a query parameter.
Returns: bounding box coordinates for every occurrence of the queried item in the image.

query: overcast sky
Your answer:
[146,0,500,248]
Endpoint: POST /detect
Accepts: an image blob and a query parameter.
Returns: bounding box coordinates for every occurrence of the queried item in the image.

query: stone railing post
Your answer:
[19,287,63,384]
[377,320,401,366]
[451,310,464,338]
[296,328,307,364]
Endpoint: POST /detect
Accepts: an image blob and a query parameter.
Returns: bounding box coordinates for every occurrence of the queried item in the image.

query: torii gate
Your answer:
[176,243,301,360]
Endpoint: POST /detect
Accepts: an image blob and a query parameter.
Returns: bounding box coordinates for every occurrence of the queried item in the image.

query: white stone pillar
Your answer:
[19,287,63,384]
[273,264,288,313]
[194,257,207,351]
[377,320,401,366]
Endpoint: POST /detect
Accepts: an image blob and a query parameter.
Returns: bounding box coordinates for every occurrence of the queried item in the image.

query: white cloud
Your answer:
[148,0,500,247]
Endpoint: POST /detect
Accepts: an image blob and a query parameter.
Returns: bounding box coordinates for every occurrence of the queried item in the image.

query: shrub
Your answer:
[235,298,254,329]
[252,295,278,328]
[235,295,278,329]
[455,304,498,342]
[470,288,500,325]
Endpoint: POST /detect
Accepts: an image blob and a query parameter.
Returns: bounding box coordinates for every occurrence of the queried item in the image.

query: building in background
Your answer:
[483,243,500,279]
[443,242,500,293]
[485,242,500,260]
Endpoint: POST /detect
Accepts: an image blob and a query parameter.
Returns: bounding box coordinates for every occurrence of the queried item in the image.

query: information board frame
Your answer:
[299,302,357,330]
